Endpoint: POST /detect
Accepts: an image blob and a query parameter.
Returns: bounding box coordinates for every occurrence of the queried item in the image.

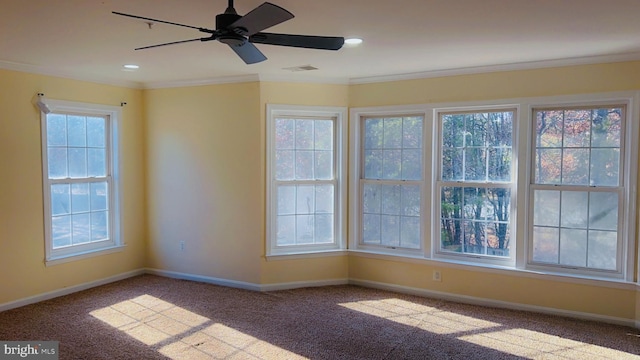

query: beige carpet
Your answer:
[0,275,638,359]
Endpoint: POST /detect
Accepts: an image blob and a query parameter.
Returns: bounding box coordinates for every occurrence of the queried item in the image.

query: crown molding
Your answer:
[348,52,640,85]
[0,60,143,89]
[143,74,262,89]
[4,51,640,90]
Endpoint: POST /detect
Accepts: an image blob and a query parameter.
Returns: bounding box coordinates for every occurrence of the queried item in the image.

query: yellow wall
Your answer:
[0,69,146,304]
[144,82,263,283]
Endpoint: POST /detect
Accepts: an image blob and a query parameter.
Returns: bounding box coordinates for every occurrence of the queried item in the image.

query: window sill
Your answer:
[45,245,126,267]
[265,250,348,261]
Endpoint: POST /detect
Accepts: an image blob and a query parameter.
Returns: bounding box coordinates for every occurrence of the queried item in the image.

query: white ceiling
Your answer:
[3,0,640,88]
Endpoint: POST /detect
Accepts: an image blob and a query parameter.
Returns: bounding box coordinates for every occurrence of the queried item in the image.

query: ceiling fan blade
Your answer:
[249,33,344,50]
[112,11,215,34]
[228,42,267,64]
[135,38,209,50]
[229,2,293,36]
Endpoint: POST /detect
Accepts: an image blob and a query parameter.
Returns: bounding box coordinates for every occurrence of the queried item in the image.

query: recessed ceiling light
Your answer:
[123,64,139,70]
[344,38,363,45]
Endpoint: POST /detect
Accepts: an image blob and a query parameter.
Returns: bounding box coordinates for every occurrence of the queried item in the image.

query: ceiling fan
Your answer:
[113,0,345,64]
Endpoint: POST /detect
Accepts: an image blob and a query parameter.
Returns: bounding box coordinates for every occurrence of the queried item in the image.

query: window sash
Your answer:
[41,102,121,264]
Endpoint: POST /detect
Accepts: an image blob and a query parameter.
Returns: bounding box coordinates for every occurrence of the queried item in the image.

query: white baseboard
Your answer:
[259,278,349,291]
[349,278,637,329]
[0,269,145,312]
[145,268,263,291]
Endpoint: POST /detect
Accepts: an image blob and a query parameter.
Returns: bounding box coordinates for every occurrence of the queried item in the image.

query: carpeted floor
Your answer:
[0,274,638,359]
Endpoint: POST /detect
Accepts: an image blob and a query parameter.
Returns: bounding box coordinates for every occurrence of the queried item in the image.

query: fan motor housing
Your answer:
[216,13,241,31]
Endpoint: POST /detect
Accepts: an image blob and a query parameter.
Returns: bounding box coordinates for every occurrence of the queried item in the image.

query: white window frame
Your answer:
[525,96,638,280]
[433,105,519,267]
[349,92,638,283]
[40,99,123,266]
[266,104,348,257]
[349,105,430,257]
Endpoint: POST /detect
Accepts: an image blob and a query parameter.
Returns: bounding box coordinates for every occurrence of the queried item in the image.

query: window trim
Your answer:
[433,105,519,267]
[265,104,348,257]
[349,91,638,283]
[40,99,123,265]
[524,99,637,280]
[349,105,431,256]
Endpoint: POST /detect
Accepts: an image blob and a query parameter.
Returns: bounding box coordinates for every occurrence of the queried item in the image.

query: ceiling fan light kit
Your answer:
[113,0,345,65]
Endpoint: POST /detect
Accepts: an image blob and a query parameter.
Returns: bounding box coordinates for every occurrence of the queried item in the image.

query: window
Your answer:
[529,106,626,276]
[359,115,424,251]
[266,105,347,256]
[41,99,121,264]
[436,109,515,263]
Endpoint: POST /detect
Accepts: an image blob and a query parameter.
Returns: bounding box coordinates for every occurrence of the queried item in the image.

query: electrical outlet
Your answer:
[180,241,185,251]
[433,270,442,282]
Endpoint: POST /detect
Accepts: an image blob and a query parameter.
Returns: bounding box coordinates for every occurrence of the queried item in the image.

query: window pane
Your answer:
[314,120,333,151]
[589,192,618,231]
[364,119,383,149]
[295,151,314,180]
[400,216,420,249]
[67,116,86,147]
[535,149,561,184]
[562,149,589,185]
[68,148,87,178]
[275,150,294,180]
[402,117,422,148]
[591,109,622,147]
[441,219,463,253]
[87,148,106,177]
[48,148,68,179]
[90,182,109,211]
[363,184,381,214]
[296,185,315,215]
[363,214,381,244]
[563,110,591,147]
[587,230,617,270]
[71,183,90,213]
[277,186,296,215]
[72,213,91,244]
[401,186,421,217]
[560,191,588,228]
[315,151,332,180]
[86,117,106,148]
[487,112,513,147]
[464,148,486,181]
[315,185,334,214]
[536,110,563,148]
[295,120,313,150]
[381,185,401,215]
[442,114,464,147]
[533,190,559,227]
[590,149,619,186]
[442,148,463,181]
[91,211,109,241]
[364,150,383,179]
[401,149,422,180]
[559,229,587,267]
[315,214,333,243]
[51,184,70,216]
[383,118,402,149]
[47,114,66,146]
[276,215,295,246]
[296,215,314,244]
[52,215,71,248]
[488,148,511,182]
[532,226,559,264]
[275,119,294,149]
[381,215,400,246]
[382,150,401,180]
